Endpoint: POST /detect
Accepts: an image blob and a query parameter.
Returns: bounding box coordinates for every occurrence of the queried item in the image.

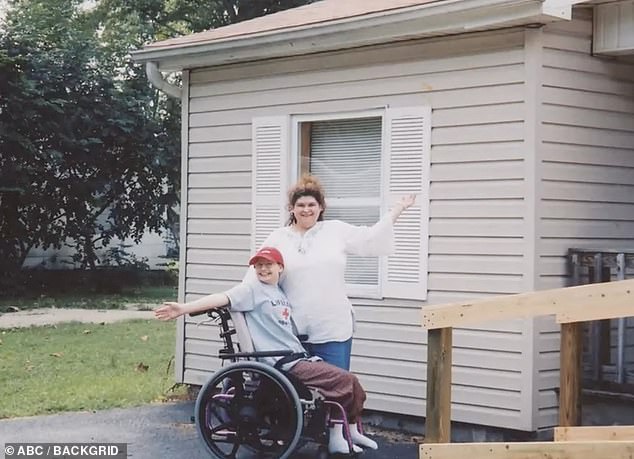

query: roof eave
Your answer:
[131,0,574,71]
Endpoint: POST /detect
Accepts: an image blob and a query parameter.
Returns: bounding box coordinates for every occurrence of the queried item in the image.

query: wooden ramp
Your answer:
[419,278,634,458]
[421,440,634,458]
[554,425,634,441]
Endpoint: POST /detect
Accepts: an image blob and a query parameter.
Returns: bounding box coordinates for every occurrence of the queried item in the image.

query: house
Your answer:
[23,231,175,270]
[132,0,634,432]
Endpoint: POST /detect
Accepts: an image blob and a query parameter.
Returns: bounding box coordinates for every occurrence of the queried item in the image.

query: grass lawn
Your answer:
[0,319,186,418]
[0,286,177,312]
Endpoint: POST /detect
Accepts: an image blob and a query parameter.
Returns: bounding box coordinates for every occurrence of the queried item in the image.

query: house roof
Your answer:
[132,0,580,71]
[144,0,441,51]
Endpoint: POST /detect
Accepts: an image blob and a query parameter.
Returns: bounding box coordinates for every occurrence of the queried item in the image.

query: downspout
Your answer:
[145,61,182,99]
[145,60,183,383]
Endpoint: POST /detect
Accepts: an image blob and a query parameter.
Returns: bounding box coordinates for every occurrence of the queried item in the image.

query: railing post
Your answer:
[560,321,583,427]
[616,253,626,384]
[425,327,452,443]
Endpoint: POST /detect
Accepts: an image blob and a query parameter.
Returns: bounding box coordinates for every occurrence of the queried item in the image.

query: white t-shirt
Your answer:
[253,216,395,343]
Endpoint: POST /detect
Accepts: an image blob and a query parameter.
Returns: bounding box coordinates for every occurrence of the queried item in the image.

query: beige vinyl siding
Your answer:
[181,29,532,429]
[535,8,634,429]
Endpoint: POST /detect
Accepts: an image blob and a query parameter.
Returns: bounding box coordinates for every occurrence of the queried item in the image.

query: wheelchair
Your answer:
[192,307,360,459]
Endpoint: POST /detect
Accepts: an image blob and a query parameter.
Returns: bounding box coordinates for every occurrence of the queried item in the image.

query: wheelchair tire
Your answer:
[195,361,303,459]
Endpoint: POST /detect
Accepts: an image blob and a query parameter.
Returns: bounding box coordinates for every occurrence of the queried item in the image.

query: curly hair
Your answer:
[287,174,326,225]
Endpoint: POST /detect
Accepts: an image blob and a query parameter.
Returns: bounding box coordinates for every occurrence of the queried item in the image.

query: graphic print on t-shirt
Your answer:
[270,298,291,327]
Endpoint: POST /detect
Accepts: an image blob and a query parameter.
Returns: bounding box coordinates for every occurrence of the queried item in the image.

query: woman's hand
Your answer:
[390,194,417,222]
[154,302,185,321]
[396,194,416,211]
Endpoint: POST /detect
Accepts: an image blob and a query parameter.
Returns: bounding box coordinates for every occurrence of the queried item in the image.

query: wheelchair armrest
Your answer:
[189,309,208,317]
[189,305,231,318]
[189,308,222,317]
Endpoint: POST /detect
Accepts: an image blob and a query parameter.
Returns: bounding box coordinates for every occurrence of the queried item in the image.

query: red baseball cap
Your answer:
[249,247,284,267]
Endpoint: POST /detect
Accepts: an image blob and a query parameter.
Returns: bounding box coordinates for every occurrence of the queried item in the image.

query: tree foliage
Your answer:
[0,0,176,273]
[0,0,314,280]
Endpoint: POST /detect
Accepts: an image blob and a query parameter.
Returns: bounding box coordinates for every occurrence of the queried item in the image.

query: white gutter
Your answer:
[131,0,577,71]
[542,0,588,17]
[145,61,181,99]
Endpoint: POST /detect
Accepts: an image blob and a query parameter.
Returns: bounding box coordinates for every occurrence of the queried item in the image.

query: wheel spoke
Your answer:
[210,402,231,423]
[210,437,238,445]
[210,421,234,435]
[228,440,240,458]
[228,373,244,394]
[206,405,228,431]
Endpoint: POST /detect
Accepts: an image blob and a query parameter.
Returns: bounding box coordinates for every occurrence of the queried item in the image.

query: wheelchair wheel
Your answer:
[195,361,303,459]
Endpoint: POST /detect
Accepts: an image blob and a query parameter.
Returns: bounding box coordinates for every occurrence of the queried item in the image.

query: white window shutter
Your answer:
[251,116,289,252]
[382,107,431,300]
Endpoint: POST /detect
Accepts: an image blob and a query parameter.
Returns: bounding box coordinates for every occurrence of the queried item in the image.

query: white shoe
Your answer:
[349,423,378,450]
[328,424,362,454]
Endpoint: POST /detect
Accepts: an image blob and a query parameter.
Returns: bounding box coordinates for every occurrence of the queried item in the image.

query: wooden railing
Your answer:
[420,278,634,458]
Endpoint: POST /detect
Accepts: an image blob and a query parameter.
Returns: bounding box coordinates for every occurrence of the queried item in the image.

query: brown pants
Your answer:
[288,360,366,423]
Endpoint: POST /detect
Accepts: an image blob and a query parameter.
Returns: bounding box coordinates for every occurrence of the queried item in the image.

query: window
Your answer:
[251,107,430,301]
[298,116,382,295]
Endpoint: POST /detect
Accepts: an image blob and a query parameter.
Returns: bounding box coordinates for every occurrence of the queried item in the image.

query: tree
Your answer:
[0,0,174,275]
[92,0,318,37]
[83,0,317,257]
[0,0,315,282]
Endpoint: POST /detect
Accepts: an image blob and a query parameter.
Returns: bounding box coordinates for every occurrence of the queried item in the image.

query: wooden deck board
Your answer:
[555,426,634,441]
[420,441,634,458]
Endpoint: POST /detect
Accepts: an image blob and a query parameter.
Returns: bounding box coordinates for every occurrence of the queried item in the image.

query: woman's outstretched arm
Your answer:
[342,194,417,256]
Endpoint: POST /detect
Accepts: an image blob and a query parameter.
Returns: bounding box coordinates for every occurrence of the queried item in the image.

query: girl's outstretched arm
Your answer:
[154,293,230,321]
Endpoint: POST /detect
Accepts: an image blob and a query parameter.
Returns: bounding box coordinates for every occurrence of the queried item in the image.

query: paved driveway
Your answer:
[0,401,418,458]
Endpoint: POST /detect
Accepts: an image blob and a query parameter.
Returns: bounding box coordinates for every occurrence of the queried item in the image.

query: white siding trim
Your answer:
[189,29,525,86]
[523,27,545,431]
[175,70,190,384]
[292,109,385,123]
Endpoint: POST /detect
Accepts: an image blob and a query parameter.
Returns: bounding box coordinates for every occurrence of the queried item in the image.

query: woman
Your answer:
[252,175,415,370]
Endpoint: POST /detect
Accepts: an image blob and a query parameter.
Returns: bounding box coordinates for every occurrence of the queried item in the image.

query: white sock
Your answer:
[349,423,378,450]
[328,423,362,454]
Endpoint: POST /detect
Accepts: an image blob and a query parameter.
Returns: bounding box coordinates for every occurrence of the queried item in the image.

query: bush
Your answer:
[0,268,176,299]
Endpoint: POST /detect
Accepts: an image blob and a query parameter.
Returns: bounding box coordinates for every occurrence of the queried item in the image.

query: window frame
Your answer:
[251,106,431,302]
[291,109,387,299]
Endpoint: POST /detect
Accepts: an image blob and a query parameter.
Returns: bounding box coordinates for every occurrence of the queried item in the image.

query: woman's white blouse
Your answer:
[257,215,395,344]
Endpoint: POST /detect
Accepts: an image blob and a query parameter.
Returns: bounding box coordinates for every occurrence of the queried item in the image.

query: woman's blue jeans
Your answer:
[304,338,352,371]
